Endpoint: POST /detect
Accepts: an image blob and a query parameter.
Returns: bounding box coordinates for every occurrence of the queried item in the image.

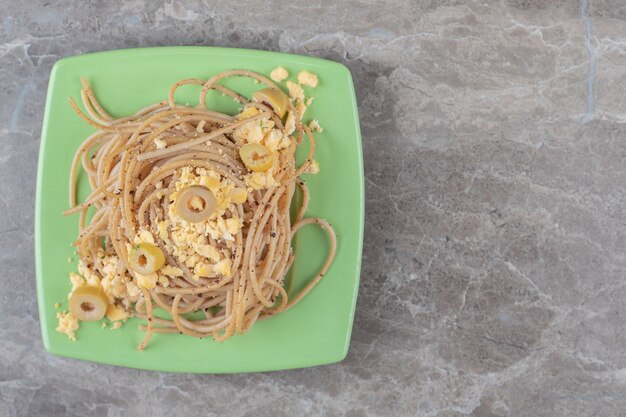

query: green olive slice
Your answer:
[129,242,166,274]
[239,143,275,172]
[69,285,108,322]
[175,185,217,223]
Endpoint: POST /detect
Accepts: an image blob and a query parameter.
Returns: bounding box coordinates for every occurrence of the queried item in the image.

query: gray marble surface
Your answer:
[1,0,626,416]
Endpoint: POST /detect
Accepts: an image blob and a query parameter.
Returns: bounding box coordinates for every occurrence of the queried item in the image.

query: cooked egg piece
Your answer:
[270,66,289,82]
[297,70,319,88]
[305,159,320,175]
[138,229,155,244]
[56,311,79,341]
[194,262,213,277]
[225,218,240,235]
[213,259,232,277]
[244,169,279,190]
[197,244,221,262]
[229,187,248,204]
[199,173,220,190]
[161,265,184,277]
[286,81,304,101]
[308,119,323,132]
[106,304,129,321]
[233,119,264,144]
[69,272,86,292]
[237,107,260,120]
[157,221,169,242]
[135,272,158,289]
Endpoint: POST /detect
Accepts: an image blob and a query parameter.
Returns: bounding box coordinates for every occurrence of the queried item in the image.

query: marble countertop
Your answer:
[1,1,625,416]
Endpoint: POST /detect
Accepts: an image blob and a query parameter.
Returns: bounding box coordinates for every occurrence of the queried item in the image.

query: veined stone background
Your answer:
[1,1,625,416]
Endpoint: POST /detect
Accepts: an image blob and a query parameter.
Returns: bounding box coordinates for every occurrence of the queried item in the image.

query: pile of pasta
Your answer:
[56,69,335,349]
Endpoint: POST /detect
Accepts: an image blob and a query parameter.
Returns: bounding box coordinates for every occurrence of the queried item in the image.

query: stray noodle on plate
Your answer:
[56,68,335,350]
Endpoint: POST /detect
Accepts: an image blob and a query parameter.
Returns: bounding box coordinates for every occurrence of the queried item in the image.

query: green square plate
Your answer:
[35,47,363,373]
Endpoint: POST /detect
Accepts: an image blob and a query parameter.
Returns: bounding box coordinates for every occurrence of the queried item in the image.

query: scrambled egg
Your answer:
[213,259,232,276]
[243,168,280,190]
[161,265,184,277]
[305,159,320,175]
[237,107,260,121]
[271,66,289,82]
[106,304,129,321]
[232,110,293,193]
[233,118,264,144]
[263,128,290,152]
[163,166,244,280]
[229,187,248,203]
[286,81,305,101]
[231,73,328,189]
[297,70,319,88]
[56,311,79,341]
[233,117,290,152]
[274,71,322,134]
[59,250,135,337]
[135,272,158,289]
[82,252,139,305]
[308,119,323,133]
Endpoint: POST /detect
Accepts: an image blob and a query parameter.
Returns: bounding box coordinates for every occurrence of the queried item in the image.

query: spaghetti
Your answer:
[61,69,336,349]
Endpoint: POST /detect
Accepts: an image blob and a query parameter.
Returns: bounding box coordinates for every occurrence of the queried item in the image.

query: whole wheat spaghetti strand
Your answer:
[136,112,269,161]
[80,77,113,121]
[283,217,337,309]
[137,288,154,351]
